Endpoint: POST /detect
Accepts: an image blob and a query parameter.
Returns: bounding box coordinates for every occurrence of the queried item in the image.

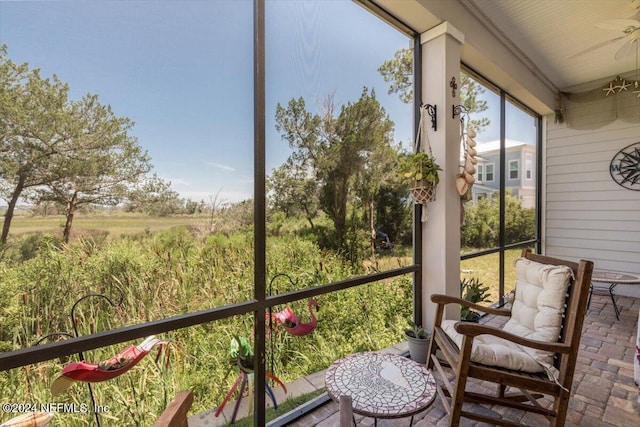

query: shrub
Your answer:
[461,192,534,249]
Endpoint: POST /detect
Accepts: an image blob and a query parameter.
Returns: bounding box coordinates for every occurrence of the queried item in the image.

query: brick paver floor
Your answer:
[286,295,640,426]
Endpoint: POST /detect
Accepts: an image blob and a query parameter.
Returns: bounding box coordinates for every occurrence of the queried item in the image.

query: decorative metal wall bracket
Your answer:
[421,103,437,131]
[450,77,458,97]
[452,104,468,120]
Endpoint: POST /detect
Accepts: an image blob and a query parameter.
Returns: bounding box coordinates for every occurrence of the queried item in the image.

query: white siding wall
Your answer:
[545,118,640,297]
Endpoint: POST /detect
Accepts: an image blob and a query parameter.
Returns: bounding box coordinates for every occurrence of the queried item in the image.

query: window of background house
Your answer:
[485,163,495,181]
[509,160,519,180]
[525,155,533,180]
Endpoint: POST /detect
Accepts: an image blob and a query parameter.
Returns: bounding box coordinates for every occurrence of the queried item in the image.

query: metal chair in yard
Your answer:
[427,248,593,427]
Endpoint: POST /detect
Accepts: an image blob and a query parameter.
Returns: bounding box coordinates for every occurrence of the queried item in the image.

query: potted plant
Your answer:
[404,319,430,363]
[460,277,491,322]
[399,151,442,205]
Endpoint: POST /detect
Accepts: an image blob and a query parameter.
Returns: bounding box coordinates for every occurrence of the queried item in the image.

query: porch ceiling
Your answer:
[369,0,640,93]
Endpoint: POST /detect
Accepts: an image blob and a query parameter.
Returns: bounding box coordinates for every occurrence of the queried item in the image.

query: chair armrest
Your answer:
[454,322,571,354]
[430,294,511,317]
[153,390,193,427]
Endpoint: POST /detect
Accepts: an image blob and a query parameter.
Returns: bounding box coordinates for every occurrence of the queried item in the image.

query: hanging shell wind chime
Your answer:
[456,118,477,224]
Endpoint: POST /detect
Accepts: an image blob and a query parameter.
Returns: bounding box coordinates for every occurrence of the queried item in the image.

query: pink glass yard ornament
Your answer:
[268,299,319,337]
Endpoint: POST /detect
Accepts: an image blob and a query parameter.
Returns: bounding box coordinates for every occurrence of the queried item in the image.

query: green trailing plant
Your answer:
[404,318,429,339]
[460,277,491,321]
[399,151,442,185]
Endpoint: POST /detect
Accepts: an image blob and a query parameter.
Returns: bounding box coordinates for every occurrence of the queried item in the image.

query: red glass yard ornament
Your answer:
[50,336,169,396]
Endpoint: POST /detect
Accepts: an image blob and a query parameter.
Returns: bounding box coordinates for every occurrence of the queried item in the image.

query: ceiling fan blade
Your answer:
[566,35,627,59]
[614,38,639,59]
[596,19,640,31]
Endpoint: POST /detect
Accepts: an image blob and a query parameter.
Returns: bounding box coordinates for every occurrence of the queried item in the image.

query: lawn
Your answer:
[461,249,523,302]
[5,213,204,239]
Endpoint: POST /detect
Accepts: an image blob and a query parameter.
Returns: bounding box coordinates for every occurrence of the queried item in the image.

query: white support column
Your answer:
[420,22,464,331]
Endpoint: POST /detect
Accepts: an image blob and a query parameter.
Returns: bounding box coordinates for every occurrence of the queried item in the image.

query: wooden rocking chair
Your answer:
[153,390,193,427]
[427,249,593,427]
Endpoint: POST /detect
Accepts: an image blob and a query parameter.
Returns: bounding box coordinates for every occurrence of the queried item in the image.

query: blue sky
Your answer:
[0,0,413,204]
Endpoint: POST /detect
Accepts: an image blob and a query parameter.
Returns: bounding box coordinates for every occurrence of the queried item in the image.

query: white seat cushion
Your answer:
[442,257,573,373]
[442,319,547,373]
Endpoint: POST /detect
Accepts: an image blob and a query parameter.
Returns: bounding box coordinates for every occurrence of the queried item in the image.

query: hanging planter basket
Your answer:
[411,180,437,204]
[399,104,441,222]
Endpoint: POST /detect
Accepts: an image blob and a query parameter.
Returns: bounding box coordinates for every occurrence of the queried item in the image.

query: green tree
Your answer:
[274,96,329,233]
[378,48,489,131]
[1,46,152,244]
[29,201,63,217]
[328,88,394,247]
[267,159,320,229]
[34,94,151,242]
[458,73,490,133]
[460,197,498,248]
[377,48,413,104]
[461,192,534,249]
[126,174,184,216]
[375,182,412,246]
[275,88,395,249]
[350,116,398,253]
[0,46,75,244]
[184,199,204,215]
[504,193,535,245]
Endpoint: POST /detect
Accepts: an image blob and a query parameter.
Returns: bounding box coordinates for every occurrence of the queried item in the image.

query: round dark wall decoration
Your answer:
[609,142,640,191]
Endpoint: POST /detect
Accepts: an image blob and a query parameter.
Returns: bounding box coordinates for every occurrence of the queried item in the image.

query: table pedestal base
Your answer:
[588,283,620,320]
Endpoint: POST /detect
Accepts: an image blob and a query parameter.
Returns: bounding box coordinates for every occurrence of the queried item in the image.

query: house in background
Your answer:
[472,139,536,209]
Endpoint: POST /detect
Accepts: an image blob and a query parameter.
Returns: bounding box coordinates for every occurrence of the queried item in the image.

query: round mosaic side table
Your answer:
[325,352,437,426]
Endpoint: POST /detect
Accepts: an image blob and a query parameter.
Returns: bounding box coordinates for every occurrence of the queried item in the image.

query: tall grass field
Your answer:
[0,214,521,426]
[0,216,415,426]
